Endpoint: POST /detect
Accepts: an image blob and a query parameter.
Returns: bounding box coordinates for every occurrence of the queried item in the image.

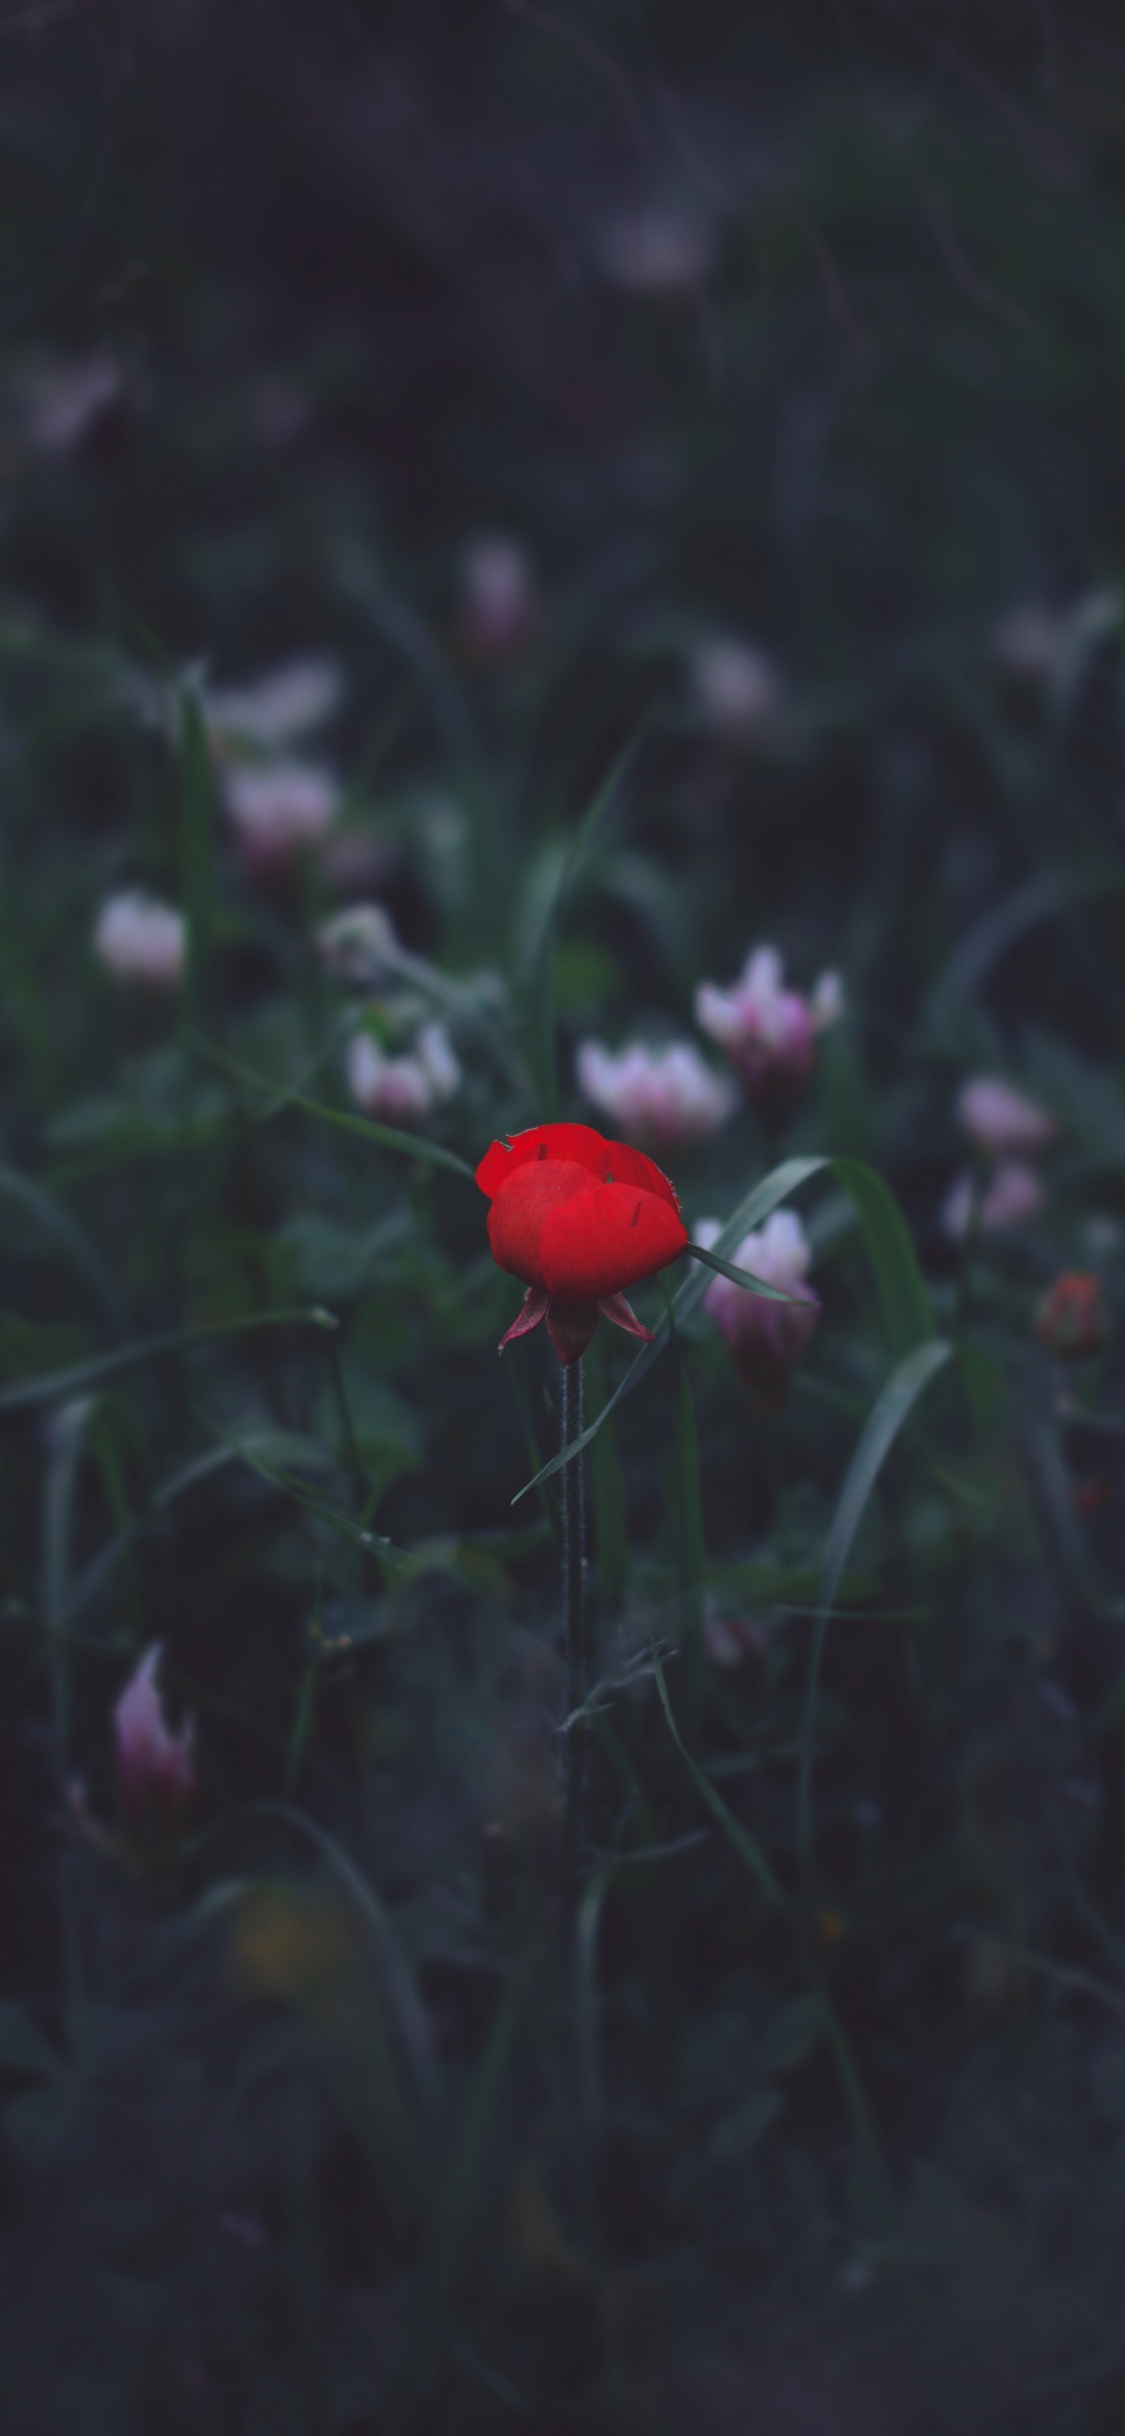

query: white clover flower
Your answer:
[576,1037,736,1150]
[957,1077,1055,1156]
[689,636,782,743]
[695,944,840,1103]
[204,657,343,751]
[221,761,339,863]
[92,891,185,987]
[346,1021,461,1124]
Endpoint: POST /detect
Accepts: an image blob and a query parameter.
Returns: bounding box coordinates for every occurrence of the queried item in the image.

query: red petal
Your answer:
[597,1291,655,1344]
[475,1123,680,1210]
[539,1181,688,1302]
[486,1157,601,1288]
[476,1123,610,1200]
[498,1285,550,1350]
[545,1300,599,1364]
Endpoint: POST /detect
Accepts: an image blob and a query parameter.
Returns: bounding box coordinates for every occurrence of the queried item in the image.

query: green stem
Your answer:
[561,1357,590,1914]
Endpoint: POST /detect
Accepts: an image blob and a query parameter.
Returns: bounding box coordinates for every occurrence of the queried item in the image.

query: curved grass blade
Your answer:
[524,713,654,1119]
[796,1339,951,1878]
[196,1037,475,1179]
[685,1239,791,1299]
[513,1154,930,1502]
[178,684,215,1036]
[0,1305,339,1415]
[246,1800,437,2104]
[831,1157,933,1357]
[652,1661,788,1916]
[0,1164,128,1337]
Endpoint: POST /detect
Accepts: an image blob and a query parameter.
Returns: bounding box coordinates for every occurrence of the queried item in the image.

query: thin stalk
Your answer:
[560,1357,590,1914]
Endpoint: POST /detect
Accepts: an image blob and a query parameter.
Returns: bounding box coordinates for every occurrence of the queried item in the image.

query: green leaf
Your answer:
[0,2002,60,2081]
[830,1158,934,1359]
[0,1305,339,1415]
[512,1153,930,1502]
[522,714,653,1119]
[684,1240,791,1299]
[652,1660,789,1917]
[178,684,215,1035]
[195,1038,475,1179]
[797,1339,952,1876]
[0,1164,127,1336]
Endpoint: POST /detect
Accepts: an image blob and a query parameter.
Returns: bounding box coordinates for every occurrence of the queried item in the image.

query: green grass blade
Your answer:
[0,1164,128,1336]
[685,1239,792,1299]
[196,1037,476,1178]
[0,1305,339,1415]
[671,1328,706,1725]
[797,1339,951,1878]
[178,684,215,1036]
[653,1661,789,1916]
[831,1158,933,1356]
[524,715,653,1119]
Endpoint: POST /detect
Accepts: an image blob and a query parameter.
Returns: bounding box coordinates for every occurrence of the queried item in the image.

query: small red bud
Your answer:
[1035,1273,1108,1362]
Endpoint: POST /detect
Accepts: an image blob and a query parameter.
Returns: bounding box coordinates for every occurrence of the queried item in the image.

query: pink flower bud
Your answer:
[689,637,782,745]
[575,1037,736,1152]
[595,205,714,295]
[221,761,339,865]
[697,1210,820,1412]
[943,1160,1046,1241]
[458,534,538,659]
[114,1646,196,1821]
[957,1078,1055,1156]
[92,891,185,988]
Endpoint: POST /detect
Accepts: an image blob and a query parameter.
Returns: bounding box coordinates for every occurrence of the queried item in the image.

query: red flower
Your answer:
[476,1121,689,1363]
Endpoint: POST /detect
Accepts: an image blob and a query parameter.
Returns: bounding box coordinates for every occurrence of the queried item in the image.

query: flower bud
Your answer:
[957,1077,1055,1157]
[943,1160,1046,1241]
[1035,1272,1108,1361]
[458,534,538,659]
[689,636,782,746]
[114,1646,196,1823]
[698,1209,820,1412]
[221,761,339,865]
[92,891,185,988]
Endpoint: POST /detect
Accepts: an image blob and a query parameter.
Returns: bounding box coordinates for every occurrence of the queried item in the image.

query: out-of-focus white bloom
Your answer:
[576,1037,736,1150]
[595,205,715,294]
[942,1160,1046,1242]
[958,1076,1055,1156]
[695,1209,820,1410]
[695,945,842,1103]
[704,1611,769,1670]
[205,657,343,750]
[315,903,400,987]
[222,761,339,864]
[689,635,782,744]
[459,534,538,658]
[346,1021,461,1123]
[990,603,1061,684]
[114,1646,196,1819]
[17,350,123,454]
[92,891,185,987]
